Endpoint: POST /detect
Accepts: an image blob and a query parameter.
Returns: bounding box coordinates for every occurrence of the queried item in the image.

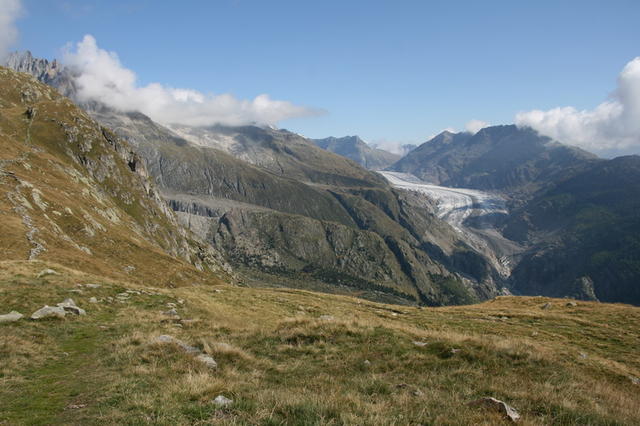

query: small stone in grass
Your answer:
[468,397,520,422]
[37,268,59,278]
[212,395,233,408]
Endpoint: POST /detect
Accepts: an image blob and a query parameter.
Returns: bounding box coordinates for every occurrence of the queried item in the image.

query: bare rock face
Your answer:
[468,397,520,422]
[0,311,24,323]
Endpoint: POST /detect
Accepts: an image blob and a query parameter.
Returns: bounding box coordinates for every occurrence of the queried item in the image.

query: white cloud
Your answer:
[0,0,22,59]
[465,119,489,134]
[516,57,640,156]
[62,35,321,127]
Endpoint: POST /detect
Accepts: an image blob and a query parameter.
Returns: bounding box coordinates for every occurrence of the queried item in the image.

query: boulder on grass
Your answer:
[0,311,24,323]
[31,306,65,320]
[57,298,86,315]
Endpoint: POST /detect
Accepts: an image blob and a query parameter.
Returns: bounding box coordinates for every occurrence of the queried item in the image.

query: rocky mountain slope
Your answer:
[4,52,506,306]
[106,111,502,305]
[312,135,400,170]
[505,155,640,304]
[389,125,599,198]
[1,55,639,426]
[0,66,228,287]
[386,126,640,305]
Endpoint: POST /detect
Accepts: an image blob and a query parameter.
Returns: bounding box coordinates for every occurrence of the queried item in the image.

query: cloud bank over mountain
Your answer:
[465,119,489,134]
[516,57,640,156]
[62,35,321,127]
[0,0,22,59]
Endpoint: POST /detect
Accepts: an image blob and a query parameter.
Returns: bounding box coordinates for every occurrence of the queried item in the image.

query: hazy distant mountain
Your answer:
[312,136,400,170]
[389,125,599,197]
[400,144,418,155]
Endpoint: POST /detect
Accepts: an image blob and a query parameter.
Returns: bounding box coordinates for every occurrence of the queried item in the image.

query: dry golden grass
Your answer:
[1,260,639,425]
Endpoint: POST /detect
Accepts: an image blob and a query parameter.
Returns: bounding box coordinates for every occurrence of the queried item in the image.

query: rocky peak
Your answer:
[3,51,77,97]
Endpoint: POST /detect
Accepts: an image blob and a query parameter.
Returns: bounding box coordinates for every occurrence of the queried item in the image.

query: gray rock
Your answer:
[212,395,233,408]
[37,268,59,278]
[31,305,66,319]
[153,335,216,368]
[84,284,101,289]
[363,359,371,366]
[89,297,98,303]
[541,302,552,310]
[412,389,424,397]
[195,354,218,369]
[566,301,578,307]
[319,315,335,321]
[0,311,24,323]
[163,308,179,317]
[412,341,428,347]
[468,397,520,422]
[154,334,198,352]
[629,376,640,385]
[57,298,87,315]
[65,404,87,409]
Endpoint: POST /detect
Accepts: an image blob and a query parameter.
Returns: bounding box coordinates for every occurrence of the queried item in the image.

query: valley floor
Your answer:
[2,260,639,425]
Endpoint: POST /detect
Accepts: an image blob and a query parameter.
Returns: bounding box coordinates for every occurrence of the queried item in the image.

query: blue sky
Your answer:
[8,0,640,152]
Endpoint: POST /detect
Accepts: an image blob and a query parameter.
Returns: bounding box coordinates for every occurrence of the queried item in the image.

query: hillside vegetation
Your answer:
[2,260,640,425]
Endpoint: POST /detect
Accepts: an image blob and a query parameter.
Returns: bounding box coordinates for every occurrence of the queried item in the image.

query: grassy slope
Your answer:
[2,260,639,425]
[0,67,226,288]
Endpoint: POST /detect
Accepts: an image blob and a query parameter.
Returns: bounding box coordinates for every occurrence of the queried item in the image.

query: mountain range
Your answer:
[4,51,639,307]
[3,54,640,425]
[4,52,507,306]
[388,127,640,304]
